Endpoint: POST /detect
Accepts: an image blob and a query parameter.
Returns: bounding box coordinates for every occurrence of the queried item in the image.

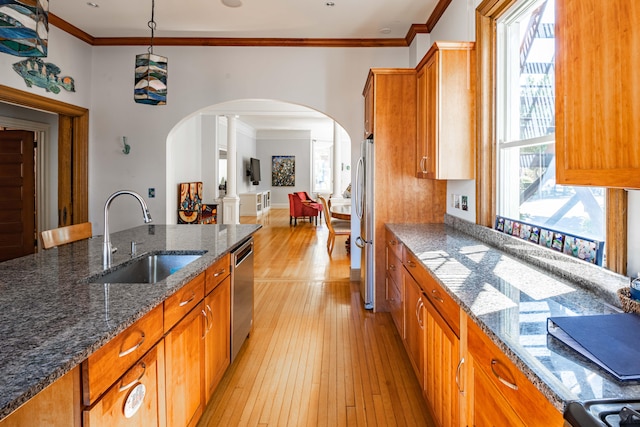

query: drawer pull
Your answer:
[407,260,417,268]
[213,268,226,278]
[389,239,397,246]
[118,332,145,358]
[389,264,396,271]
[490,359,519,390]
[455,357,465,393]
[119,362,146,392]
[179,291,196,307]
[206,304,214,333]
[431,289,444,303]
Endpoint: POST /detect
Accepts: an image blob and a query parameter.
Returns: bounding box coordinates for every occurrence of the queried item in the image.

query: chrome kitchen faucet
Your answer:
[103,190,152,268]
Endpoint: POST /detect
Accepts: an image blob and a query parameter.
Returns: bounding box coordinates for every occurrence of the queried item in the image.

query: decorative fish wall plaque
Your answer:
[12,58,75,94]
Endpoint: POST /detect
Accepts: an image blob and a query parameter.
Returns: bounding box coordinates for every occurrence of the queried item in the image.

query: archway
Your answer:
[166,99,351,224]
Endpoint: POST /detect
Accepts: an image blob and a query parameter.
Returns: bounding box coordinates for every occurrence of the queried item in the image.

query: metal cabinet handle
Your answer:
[213,269,226,278]
[416,297,424,329]
[389,239,397,247]
[490,359,519,390]
[206,304,213,333]
[118,332,145,358]
[119,362,146,392]
[455,357,465,393]
[201,309,210,339]
[389,264,396,271]
[407,260,417,268]
[179,291,196,307]
[431,289,444,303]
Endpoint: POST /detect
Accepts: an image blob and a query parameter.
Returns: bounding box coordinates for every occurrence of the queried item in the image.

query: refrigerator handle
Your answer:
[355,236,365,249]
[355,156,364,220]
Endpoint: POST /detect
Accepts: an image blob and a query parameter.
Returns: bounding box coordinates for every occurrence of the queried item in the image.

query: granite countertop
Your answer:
[0,223,260,421]
[387,218,640,413]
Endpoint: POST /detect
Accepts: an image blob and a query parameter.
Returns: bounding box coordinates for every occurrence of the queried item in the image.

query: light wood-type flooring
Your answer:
[198,208,435,427]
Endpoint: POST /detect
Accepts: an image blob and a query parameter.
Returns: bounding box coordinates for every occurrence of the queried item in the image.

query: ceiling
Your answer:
[50,0,439,40]
[49,0,441,134]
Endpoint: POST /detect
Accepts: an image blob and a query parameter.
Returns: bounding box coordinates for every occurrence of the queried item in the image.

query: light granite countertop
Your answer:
[387,216,640,413]
[0,223,260,421]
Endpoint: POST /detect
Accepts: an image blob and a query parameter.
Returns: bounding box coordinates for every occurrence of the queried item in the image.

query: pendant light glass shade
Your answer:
[0,0,49,57]
[134,0,167,105]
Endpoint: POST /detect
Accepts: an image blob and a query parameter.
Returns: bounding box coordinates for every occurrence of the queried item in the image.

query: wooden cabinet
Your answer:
[83,341,166,427]
[403,271,425,383]
[415,42,476,180]
[82,304,164,406]
[467,319,562,426]
[165,303,206,427]
[556,0,640,187]
[204,275,231,401]
[0,368,81,427]
[423,299,460,427]
[385,229,403,334]
[362,69,447,311]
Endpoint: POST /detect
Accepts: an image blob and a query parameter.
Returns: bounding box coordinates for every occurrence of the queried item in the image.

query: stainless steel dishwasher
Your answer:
[231,237,254,361]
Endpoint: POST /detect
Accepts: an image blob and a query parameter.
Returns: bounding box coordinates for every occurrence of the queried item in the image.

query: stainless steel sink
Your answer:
[90,252,205,284]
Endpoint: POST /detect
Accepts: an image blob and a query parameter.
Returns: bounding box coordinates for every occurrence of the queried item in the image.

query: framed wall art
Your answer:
[272,155,295,186]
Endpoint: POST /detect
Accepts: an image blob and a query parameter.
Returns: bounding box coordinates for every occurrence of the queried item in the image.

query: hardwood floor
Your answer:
[198,209,435,427]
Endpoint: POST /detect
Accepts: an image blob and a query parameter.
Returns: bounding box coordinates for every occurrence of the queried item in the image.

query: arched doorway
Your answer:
[166,99,351,224]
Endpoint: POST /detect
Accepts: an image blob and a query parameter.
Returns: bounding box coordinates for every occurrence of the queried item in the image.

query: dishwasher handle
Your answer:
[234,239,254,267]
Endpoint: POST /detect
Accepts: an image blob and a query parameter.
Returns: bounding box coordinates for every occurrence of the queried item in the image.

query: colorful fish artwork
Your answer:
[12,58,75,94]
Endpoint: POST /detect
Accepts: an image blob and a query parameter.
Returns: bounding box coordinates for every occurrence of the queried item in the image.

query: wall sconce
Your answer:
[0,0,48,57]
[134,0,167,105]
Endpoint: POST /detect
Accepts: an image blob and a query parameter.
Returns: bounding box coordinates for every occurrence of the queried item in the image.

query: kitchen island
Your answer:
[0,223,260,422]
[387,215,640,424]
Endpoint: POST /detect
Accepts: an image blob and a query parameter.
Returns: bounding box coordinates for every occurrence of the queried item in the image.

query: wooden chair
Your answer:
[41,222,93,249]
[318,196,350,255]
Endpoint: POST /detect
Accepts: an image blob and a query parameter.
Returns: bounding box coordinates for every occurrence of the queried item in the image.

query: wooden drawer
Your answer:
[83,341,165,427]
[82,304,163,406]
[403,250,460,335]
[386,272,403,336]
[386,245,402,290]
[385,228,403,260]
[205,253,230,295]
[467,320,563,426]
[164,272,205,333]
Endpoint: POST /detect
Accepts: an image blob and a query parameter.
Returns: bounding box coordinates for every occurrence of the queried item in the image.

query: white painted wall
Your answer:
[255,130,312,207]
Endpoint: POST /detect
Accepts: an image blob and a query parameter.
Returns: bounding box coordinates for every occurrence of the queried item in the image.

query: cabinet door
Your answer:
[471,363,525,427]
[416,64,429,177]
[165,303,205,427]
[83,342,165,427]
[204,276,231,401]
[423,299,460,427]
[403,271,424,383]
[556,0,640,187]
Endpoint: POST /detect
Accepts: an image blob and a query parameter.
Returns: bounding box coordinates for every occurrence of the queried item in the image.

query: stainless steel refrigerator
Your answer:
[355,136,374,309]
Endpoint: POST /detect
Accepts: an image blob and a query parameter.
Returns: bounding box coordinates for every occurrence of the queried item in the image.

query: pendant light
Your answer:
[134,0,167,105]
[0,0,49,57]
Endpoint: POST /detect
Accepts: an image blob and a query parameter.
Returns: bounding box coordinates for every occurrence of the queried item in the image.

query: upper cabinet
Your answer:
[556,0,640,187]
[416,42,476,180]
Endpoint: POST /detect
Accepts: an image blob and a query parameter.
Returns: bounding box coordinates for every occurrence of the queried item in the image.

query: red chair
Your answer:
[289,193,320,226]
[295,191,323,221]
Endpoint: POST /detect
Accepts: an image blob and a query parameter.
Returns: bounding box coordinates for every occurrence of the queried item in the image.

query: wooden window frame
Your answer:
[475,0,627,274]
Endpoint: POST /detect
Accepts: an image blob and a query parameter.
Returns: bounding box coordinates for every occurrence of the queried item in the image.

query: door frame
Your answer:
[0,117,51,238]
[0,84,89,226]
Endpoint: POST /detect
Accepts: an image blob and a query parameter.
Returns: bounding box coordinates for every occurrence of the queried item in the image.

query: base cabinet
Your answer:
[423,299,460,427]
[471,362,525,427]
[204,276,231,401]
[165,303,206,427]
[83,342,166,427]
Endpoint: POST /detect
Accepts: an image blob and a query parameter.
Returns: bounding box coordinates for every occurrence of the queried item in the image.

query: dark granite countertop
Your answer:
[387,217,640,413]
[0,223,260,421]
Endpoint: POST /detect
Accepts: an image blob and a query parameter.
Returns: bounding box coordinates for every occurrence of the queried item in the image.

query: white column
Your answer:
[223,116,240,224]
[333,122,341,198]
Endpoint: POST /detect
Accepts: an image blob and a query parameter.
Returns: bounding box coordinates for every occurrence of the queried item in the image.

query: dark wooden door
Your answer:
[0,130,36,261]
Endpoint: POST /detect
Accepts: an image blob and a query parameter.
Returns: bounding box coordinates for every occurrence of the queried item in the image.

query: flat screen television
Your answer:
[249,157,261,185]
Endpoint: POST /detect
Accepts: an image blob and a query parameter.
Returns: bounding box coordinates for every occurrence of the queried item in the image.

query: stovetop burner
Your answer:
[565,400,640,427]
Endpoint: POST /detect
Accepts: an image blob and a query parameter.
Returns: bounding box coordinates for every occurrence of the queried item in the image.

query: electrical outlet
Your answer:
[461,195,468,211]
[148,188,155,198]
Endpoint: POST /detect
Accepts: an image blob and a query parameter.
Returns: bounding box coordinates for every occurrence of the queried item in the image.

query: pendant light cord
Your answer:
[148,0,156,54]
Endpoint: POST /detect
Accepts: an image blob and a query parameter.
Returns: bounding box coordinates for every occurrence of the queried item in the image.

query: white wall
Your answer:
[255,130,312,207]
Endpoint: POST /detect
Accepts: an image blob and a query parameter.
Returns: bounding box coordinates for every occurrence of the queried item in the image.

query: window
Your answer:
[496,0,605,241]
[312,140,332,194]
